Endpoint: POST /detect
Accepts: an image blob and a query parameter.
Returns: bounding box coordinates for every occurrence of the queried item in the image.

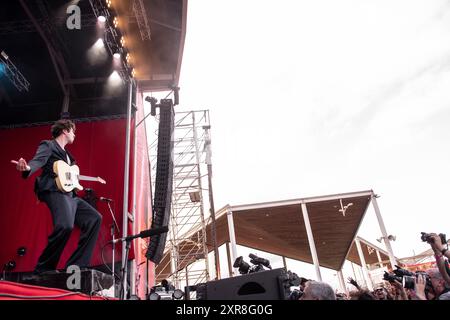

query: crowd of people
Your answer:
[298,233,450,300]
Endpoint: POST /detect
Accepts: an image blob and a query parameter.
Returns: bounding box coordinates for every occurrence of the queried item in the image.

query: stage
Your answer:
[0,280,113,300]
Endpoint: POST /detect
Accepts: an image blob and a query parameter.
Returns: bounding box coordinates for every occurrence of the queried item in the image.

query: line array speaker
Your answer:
[146,100,174,263]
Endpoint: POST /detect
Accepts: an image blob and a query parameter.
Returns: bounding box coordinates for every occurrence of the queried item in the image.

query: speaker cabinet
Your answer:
[196,268,289,300]
[146,101,174,263]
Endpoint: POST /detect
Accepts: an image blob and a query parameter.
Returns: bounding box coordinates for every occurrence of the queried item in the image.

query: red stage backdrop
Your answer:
[0,119,137,272]
[134,92,155,297]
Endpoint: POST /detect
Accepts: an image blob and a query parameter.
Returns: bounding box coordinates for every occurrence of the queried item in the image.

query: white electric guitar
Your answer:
[53,160,106,192]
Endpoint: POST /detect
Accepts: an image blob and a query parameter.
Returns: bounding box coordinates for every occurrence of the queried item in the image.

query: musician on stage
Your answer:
[12,119,102,275]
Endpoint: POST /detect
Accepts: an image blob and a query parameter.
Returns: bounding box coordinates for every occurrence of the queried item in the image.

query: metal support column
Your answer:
[226,242,233,277]
[337,270,348,295]
[130,91,138,296]
[121,80,134,299]
[204,126,220,280]
[376,250,383,268]
[301,202,322,281]
[355,238,373,291]
[351,261,358,282]
[371,195,397,268]
[226,208,238,276]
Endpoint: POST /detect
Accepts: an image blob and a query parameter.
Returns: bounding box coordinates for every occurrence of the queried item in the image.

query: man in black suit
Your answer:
[12,119,102,274]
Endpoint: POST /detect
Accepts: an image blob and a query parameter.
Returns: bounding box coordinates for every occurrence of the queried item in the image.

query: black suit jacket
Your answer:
[22,139,76,199]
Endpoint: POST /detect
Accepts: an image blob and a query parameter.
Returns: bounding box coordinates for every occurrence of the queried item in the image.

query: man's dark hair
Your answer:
[51,119,76,138]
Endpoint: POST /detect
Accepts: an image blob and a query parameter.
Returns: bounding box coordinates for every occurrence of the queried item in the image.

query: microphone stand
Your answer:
[115,227,169,300]
[106,201,120,298]
[119,238,132,300]
[107,226,169,300]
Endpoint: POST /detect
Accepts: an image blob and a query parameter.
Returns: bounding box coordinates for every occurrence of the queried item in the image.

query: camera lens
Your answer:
[402,276,415,290]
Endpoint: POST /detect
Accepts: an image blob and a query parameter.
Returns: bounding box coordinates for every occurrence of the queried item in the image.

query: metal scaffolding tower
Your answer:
[149,110,213,290]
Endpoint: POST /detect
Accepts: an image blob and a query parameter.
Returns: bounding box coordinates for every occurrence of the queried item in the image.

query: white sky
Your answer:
[150,0,450,289]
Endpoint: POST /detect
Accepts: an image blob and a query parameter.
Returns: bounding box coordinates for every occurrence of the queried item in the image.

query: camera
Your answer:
[231,254,303,300]
[421,232,446,244]
[281,270,303,300]
[383,271,402,284]
[383,266,433,296]
[402,271,432,291]
[392,265,414,278]
[383,265,415,284]
[233,254,272,275]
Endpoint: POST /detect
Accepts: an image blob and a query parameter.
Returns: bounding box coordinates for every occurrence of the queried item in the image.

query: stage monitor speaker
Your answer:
[16,270,113,295]
[146,101,174,264]
[196,268,289,300]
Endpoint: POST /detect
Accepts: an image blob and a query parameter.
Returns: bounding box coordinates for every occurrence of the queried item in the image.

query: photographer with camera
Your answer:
[421,232,450,299]
[383,264,443,300]
[423,233,450,284]
[403,273,426,300]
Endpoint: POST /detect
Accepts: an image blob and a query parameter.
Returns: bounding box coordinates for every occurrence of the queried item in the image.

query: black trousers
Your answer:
[34,192,102,272]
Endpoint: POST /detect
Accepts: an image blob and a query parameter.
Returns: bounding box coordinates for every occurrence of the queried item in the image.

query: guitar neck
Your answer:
[78,175,99,182]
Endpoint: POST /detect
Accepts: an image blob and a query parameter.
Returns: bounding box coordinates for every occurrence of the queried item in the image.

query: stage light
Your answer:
[113,16,119,28]
[131,68,136,78]
[93,38,104,48]
[105,70,124,95]
[17,247,26,256]
[120,36,125,47]
[98,15,106,23]
[109,70,121,80]
[107,70,122,87]
[173,289,184,300]
[106,0,112,8]
[148,292,160,300]
[87,38,108,65]
[4,260,16,271]
[112,52,122,69]
[0,51,8,60]
[126,53,131,62]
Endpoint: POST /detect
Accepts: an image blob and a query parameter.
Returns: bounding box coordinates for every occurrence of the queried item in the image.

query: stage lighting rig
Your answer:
[0,50,30,92]
[88,0,133,80]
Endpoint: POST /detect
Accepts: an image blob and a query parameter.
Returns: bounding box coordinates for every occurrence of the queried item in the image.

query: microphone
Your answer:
[99,197,113,202]
[111,226,169,244]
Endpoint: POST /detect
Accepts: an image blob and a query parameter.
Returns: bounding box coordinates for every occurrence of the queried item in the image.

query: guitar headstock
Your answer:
[98,177,106,184]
